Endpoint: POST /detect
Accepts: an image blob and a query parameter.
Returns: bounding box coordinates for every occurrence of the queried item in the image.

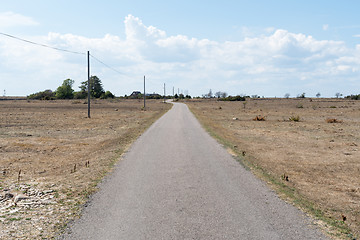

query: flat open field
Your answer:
[187,98,360,239]
[0,99,170,239]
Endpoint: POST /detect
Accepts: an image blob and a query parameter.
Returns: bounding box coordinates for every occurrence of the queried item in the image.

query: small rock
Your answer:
[43,190,54,194]
[232,117,239,120]
[5,193,14,199]
[14,194,29,203]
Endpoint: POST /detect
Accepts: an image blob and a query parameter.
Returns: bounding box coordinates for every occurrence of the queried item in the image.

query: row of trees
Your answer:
[285,92,344,99]
[28,76,115,100]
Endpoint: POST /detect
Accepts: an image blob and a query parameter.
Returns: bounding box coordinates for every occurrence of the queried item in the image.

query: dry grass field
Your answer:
[187,98,359,239]
[0,98,171,239]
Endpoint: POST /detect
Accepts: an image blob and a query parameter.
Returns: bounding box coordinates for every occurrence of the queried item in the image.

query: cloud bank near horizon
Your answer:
[1,13,359,97]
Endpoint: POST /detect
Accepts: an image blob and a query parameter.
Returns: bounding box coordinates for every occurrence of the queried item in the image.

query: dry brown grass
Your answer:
[326,118,343,123]
[187,98,360,239]
[253,115,266,121]
[0,98,171,239]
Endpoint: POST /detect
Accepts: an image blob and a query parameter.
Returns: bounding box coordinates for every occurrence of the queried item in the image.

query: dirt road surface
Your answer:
[60,103,327,239]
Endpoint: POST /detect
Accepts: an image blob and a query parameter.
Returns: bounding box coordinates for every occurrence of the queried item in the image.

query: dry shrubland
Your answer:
[187,98,360,239]
[0,98,170,239]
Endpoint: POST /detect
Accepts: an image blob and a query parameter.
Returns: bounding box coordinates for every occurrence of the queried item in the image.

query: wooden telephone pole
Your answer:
[143,75,146,109]
[87,51,91,118]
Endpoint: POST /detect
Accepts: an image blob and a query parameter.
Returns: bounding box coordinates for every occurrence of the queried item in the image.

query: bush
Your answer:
[101,91,115,99]
[218,95,246,101]
[345,94,360,100]
[326,118,343,123]
[253,115,266,121]
[289,116,300,122]
[27,90,56,100]
[74,91,87,99]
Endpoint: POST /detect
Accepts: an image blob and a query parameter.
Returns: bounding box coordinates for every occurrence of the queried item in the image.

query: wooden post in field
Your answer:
[143,75,146,109]
[87,51,91,118]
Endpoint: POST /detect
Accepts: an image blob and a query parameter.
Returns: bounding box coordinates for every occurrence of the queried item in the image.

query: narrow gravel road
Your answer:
[60,103,327,240]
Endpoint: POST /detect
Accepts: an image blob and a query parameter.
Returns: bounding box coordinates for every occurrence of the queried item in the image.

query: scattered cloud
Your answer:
[354,34,360,38]
[0,11,39,28]
[1,14,360,97]
[323,24,329,31]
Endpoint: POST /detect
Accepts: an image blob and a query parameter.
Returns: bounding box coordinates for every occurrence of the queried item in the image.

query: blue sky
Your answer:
[1,0,360,97]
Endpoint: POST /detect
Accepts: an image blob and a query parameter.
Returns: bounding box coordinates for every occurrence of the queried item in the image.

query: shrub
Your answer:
[74,91,87,99]
[101,91,115,99]
[326,118,343,123]
[253,115,266,121]
[27,90,56,100]
[218,95,246,101]
[345,94,360,100]
[289,116,300,122]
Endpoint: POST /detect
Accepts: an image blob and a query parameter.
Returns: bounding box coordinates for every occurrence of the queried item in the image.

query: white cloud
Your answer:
[0,11,38,28]
[354,34,360,38]
[1,14,360,97]
[323,24,329,31]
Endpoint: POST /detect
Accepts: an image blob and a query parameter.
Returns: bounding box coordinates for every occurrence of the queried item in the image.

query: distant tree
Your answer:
[335,92,342,98]
[297,93,306,98]
[174,93,179,99]
[101,91,115,99]
[28,89,56,100]
[207,89,213,98]
[80,76,105,98]
[221,92,228,98]
[73,91,87,99]
[218,95,245,101]
[345,94,360,100]
[284,93,290,98]
[215,91,228,98]
[316,92,321,98]
[56,79,74,99]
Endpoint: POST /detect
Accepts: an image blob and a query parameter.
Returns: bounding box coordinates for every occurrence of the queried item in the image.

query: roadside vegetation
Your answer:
[27,76,115,100]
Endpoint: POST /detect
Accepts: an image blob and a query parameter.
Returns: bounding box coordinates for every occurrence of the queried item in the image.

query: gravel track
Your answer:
[60,102,327,240]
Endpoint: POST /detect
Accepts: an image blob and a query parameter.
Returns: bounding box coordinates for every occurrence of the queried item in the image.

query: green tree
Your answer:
[80,76,104,98]
[28,89,56,100]
[101,91,115,99]
[56,79,74,99]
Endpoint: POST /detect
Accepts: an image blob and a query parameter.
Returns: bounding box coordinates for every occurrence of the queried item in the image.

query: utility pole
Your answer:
[87,51,91,118]
[143,75,146,109]
[164,83,166,103]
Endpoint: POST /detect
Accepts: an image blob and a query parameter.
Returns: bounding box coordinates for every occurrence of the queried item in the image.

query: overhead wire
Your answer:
[0,32,125,76]
[89,53,125,75]
[0,32,86,55]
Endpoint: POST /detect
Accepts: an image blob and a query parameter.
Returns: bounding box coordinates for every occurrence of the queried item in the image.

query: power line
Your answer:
[0,32,85,55]
[89,53,124,75]
[1,32,124,76]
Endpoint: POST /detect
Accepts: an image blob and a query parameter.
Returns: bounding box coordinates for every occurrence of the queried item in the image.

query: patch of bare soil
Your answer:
[0,99,171,239]
[187,98,360,239]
